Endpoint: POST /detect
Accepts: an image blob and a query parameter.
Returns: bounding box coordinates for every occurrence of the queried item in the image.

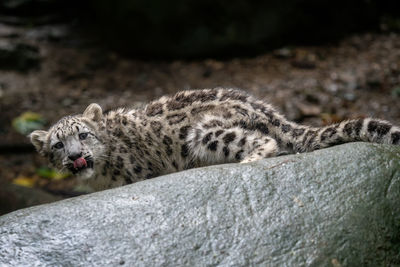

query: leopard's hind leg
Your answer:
[239,136,278,164]
[187,115,279,165]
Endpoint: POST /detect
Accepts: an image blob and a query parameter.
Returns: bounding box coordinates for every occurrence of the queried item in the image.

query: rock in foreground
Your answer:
[0,143,399,266]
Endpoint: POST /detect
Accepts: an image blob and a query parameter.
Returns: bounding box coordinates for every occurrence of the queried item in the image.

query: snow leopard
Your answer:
[30,88,400,191]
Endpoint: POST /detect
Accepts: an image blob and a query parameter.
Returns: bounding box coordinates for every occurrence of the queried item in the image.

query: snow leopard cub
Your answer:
[30,88,400,191]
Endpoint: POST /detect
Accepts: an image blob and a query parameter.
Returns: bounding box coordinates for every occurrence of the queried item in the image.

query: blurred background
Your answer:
[0,0,399,215]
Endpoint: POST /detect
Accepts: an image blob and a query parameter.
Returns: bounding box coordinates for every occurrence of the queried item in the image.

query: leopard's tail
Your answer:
[288,118,400,153]
[243,91,399,153]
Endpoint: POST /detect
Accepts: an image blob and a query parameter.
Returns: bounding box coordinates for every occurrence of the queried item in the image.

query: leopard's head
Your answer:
[30,103,105,180]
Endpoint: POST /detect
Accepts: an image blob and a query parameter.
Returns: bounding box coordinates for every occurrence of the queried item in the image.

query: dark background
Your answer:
[0,0,399,214]
[2,0,399,58]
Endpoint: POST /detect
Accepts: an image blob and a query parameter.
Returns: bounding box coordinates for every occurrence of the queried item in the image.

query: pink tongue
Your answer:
[73,157,87,169]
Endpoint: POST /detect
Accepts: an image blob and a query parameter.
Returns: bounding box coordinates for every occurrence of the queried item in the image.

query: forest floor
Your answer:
[1,22,399,213]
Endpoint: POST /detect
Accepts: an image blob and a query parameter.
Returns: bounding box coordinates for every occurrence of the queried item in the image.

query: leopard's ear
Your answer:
[83,103,103,122]
[30,130,48,155]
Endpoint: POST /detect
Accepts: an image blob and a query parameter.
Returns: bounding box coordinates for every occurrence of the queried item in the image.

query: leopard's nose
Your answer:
[68,152,82,161]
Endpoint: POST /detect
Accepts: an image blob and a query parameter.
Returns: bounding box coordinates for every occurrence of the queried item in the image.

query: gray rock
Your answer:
[0,143,399,266]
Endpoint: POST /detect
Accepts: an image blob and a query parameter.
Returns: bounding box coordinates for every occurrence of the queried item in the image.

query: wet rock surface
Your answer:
[1,143,399,266]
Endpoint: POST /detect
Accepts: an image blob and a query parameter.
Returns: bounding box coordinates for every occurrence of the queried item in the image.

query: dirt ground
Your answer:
[1,22,399,210]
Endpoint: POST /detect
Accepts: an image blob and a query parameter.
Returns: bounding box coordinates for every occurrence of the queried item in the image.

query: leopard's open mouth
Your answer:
[67,157,94,174]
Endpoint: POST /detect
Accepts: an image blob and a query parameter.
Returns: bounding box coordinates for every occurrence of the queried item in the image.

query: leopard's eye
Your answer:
[79,132,88,140]
[54,142,64,149]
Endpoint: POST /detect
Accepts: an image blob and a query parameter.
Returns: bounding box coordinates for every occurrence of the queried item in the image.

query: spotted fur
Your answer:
[30,88,400,191]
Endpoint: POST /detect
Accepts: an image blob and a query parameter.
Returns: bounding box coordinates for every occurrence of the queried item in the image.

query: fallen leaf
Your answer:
[36,167,70,180]
[12,111,46,135]
[12,175,36,187]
